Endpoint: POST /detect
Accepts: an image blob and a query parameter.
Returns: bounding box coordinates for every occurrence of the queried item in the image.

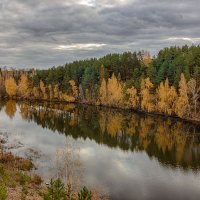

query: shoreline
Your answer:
[2,97,199,124]
[0,132,43,200]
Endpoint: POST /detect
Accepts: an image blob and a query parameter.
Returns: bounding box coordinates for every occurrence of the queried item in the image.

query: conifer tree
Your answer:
[99,78,107,105]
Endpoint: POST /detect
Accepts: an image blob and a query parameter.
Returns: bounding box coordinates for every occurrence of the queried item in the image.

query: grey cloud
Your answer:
[0,0,199,68]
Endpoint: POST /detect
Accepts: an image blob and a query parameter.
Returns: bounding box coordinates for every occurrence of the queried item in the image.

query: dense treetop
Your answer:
[0,45,199,121]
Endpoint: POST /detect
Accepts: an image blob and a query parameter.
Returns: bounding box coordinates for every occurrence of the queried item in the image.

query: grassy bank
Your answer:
[0,149,43,200]
[0,138,108,200]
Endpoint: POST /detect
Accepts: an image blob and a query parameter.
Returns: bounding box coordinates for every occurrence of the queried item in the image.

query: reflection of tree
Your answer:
[99,111,106,134]
[51,140,84,191]
[4,100,16,119]
[69,110,78,126]
[19,102,29,120]
[171,122,186,164]
[106,112,123,137]
[139,117,153,149]
[16,101,200,171]
[126,115,139,136]
[155,121,173,154]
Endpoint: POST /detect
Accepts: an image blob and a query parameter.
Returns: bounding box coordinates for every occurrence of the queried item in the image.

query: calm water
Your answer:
[0,100,200,200]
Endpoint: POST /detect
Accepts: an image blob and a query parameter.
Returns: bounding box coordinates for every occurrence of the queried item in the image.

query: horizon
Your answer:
[0,0,200,68]
[0,44,198,70]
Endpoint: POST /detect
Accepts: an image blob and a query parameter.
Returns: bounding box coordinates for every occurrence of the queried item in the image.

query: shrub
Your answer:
[78,186,92,200]
[31,174,42,185]
[0,184,7,200]
[43,178,66,200]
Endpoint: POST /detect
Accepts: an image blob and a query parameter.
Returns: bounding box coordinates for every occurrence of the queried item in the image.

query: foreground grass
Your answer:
[0,150,108,200]
[0,150,43,200]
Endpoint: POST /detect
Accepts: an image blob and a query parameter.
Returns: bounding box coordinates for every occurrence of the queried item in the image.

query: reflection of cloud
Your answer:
[80,147,95,158]
[54,43,106,50]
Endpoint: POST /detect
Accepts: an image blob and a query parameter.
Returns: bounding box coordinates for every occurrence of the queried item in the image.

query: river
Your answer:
[0,100,200,200]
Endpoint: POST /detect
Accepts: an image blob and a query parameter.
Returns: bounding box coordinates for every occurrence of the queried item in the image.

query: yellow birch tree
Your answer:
[107,73,123,107]
[175,73,189,118]
[18,74,28,98]
[5,77,17,98]
[140,78,154,112]
[156,79,177,115]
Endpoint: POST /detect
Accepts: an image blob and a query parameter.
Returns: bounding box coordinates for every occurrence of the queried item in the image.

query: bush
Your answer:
[18,173,29,186]
[31,174,42,185]
[43,178,66,200]
[78,186,92,200]
[0,184,7,200]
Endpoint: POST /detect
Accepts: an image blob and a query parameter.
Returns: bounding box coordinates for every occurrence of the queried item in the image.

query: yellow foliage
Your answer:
[140,78,154,112]
[40,80,47,99]
[126,115,139,135]
[62,92,76,102]
[175,73,189,117]
[18,74,28,97]
[48,84,53,100]
[156,79,177,115]
[85,89,91,102]
[127,86,139,108]
[69,80,78,99]
[5,77,17,98]
[107,112,123,137]
[63,104,75,112]
[54,84,59,99]
[107,73,123,107]
[33,87,39,98]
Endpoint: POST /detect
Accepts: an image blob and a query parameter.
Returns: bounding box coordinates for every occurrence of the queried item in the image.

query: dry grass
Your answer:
[0,147,43,200]
[0,151,34,171]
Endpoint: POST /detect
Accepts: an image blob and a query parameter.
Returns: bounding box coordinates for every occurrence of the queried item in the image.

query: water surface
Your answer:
[0,100,200,200]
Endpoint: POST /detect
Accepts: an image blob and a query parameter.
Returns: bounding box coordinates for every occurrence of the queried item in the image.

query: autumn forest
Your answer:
[0,45,200,121]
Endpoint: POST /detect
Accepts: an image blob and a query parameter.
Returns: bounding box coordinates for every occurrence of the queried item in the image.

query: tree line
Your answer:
[0,45,199,121]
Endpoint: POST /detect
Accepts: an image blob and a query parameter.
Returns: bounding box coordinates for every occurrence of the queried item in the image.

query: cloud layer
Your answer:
[0,0,200,68]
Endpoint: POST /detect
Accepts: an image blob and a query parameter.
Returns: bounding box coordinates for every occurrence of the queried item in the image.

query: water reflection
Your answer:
[1,100,200,171]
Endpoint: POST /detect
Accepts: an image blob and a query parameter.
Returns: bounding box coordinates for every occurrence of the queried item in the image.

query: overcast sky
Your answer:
[0,0,200,68]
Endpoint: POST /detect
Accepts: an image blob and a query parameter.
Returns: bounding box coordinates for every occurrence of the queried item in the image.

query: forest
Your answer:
[0,45,199,121]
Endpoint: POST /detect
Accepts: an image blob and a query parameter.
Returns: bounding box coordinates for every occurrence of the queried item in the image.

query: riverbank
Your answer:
[5,97,199,124]
[0,140,43,199]
[0,131,109,200]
